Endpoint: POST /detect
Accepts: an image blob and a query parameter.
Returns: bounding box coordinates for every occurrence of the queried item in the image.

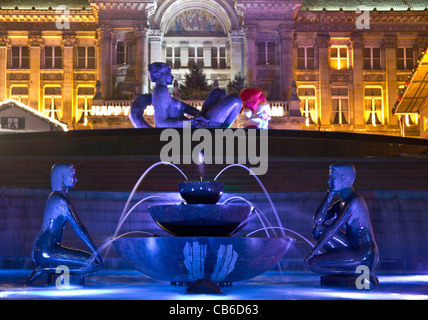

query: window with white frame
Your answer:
[298,86,317,125]
[364,87,384,125]
[188,46,204,68]
[297,47,315,70]
[364,47,381,70]
[257,41,277,65]
[77,46,96,69]
[397,47,414,70]
[1,117,25,130]
[76,86,95,125]
[10,86,29,105]
[44,46,62,69]
[11,46,29,69]
[116,41,135,65]
[330,46,348,70]
[166,46,181,69]
[43,86,62,121]
[331,87,350,125]
[211,46,226,69]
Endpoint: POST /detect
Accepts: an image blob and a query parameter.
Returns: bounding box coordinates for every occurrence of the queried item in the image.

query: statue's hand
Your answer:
[191,116,209,128]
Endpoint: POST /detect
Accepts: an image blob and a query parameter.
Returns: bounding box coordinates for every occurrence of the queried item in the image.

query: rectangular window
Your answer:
[11,46,29,69]
[116,41,135,65]
[43,87,62,121]
[331,87,350,125]
[364,47,381,70]
[364,87,383,125]
[76,86,95,125]
[330,46,348,70]
[297,47,315,70]
[211,47,226,69]
[44,46,62,69]
[298,87,317,125]
[77,46,95,69]
[166,47,181,69]
[257,41,277,65]
[1,117,25,130]
[10,86,29,105]
[397,47,414,70]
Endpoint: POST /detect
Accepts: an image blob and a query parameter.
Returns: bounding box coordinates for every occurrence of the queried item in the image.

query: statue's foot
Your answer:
[370,271,379,287]
[25,266,44,286]
[191,116,209,128]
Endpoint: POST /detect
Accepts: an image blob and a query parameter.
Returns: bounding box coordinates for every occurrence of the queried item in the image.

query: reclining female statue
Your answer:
[129,62,242,128]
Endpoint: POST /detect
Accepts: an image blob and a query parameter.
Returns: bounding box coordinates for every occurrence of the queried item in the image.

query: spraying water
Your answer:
[214,164,285,237]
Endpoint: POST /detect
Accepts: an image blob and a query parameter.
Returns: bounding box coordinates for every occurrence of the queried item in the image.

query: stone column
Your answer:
[316,34,331,127]
[180,42,189,68]
[0,34,9,102]
[384,34,398,126]
[229,30,245,78]
[28,33,43,111]
[351,34,364,128]
[278,24,294,100]
[148,29,164,64]
[244,23,258,87]
[134,25,149,94]
[62,33,76,124]
[97,25,113,99]
[203,42,211,68]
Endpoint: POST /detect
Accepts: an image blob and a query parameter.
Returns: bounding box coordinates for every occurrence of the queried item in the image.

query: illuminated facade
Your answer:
[0,0,427,136]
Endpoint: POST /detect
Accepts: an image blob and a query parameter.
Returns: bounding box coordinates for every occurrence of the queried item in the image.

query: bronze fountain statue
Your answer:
[26,163,103,286]
[305,164,379,287]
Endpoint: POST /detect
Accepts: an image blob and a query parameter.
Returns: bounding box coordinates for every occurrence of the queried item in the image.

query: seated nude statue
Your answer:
[304,164,379,287]
[26,163,103,285]
[129,62,242,128]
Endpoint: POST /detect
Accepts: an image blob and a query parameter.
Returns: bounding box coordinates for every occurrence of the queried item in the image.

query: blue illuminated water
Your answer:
[1,270,428,300]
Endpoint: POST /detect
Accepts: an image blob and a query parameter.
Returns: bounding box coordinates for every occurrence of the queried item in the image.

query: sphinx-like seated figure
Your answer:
[305,164,379,287]
[129,62,242,128]
[26,163,103,285]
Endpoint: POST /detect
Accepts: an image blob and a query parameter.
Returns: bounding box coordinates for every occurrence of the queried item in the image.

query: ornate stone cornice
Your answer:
[383,35,397,49]
[316,34,330,49]
[278,24,294,39]
[229,29,245,42]
[62,33,76,47]
[133,24,149,40]
[28,33,44,47]
[0,34,10,47]
[147,28,163,42]
[243,23,258,40]
[96,24,113,39]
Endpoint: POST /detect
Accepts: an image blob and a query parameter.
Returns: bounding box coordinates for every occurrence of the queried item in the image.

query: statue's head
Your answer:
[239,88,267,111]
[329,163,356,191]
[148,62,173,85]
[51,163,77,191]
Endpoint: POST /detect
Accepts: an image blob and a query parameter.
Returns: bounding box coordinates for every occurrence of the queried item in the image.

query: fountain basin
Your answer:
[178,181,224,204]
[113,236,294,283]
[148,204,253,236]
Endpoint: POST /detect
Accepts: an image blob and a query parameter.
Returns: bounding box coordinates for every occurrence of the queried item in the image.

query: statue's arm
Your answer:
[311,201,353,255]
[313,192,336,225]
[62,200,99,255]
[180,101,199,117]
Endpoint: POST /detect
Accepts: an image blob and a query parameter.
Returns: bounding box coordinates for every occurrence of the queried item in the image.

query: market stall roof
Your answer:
[393,47,428,115]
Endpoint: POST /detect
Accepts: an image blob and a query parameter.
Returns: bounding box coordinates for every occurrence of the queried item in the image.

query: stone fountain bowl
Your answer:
[148,204,253,237]
[113,236,295,283]
[178,181,224,204]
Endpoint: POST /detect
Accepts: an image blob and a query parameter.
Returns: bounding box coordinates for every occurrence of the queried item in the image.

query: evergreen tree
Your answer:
[180,63,212,100]
[227,72,247,95]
